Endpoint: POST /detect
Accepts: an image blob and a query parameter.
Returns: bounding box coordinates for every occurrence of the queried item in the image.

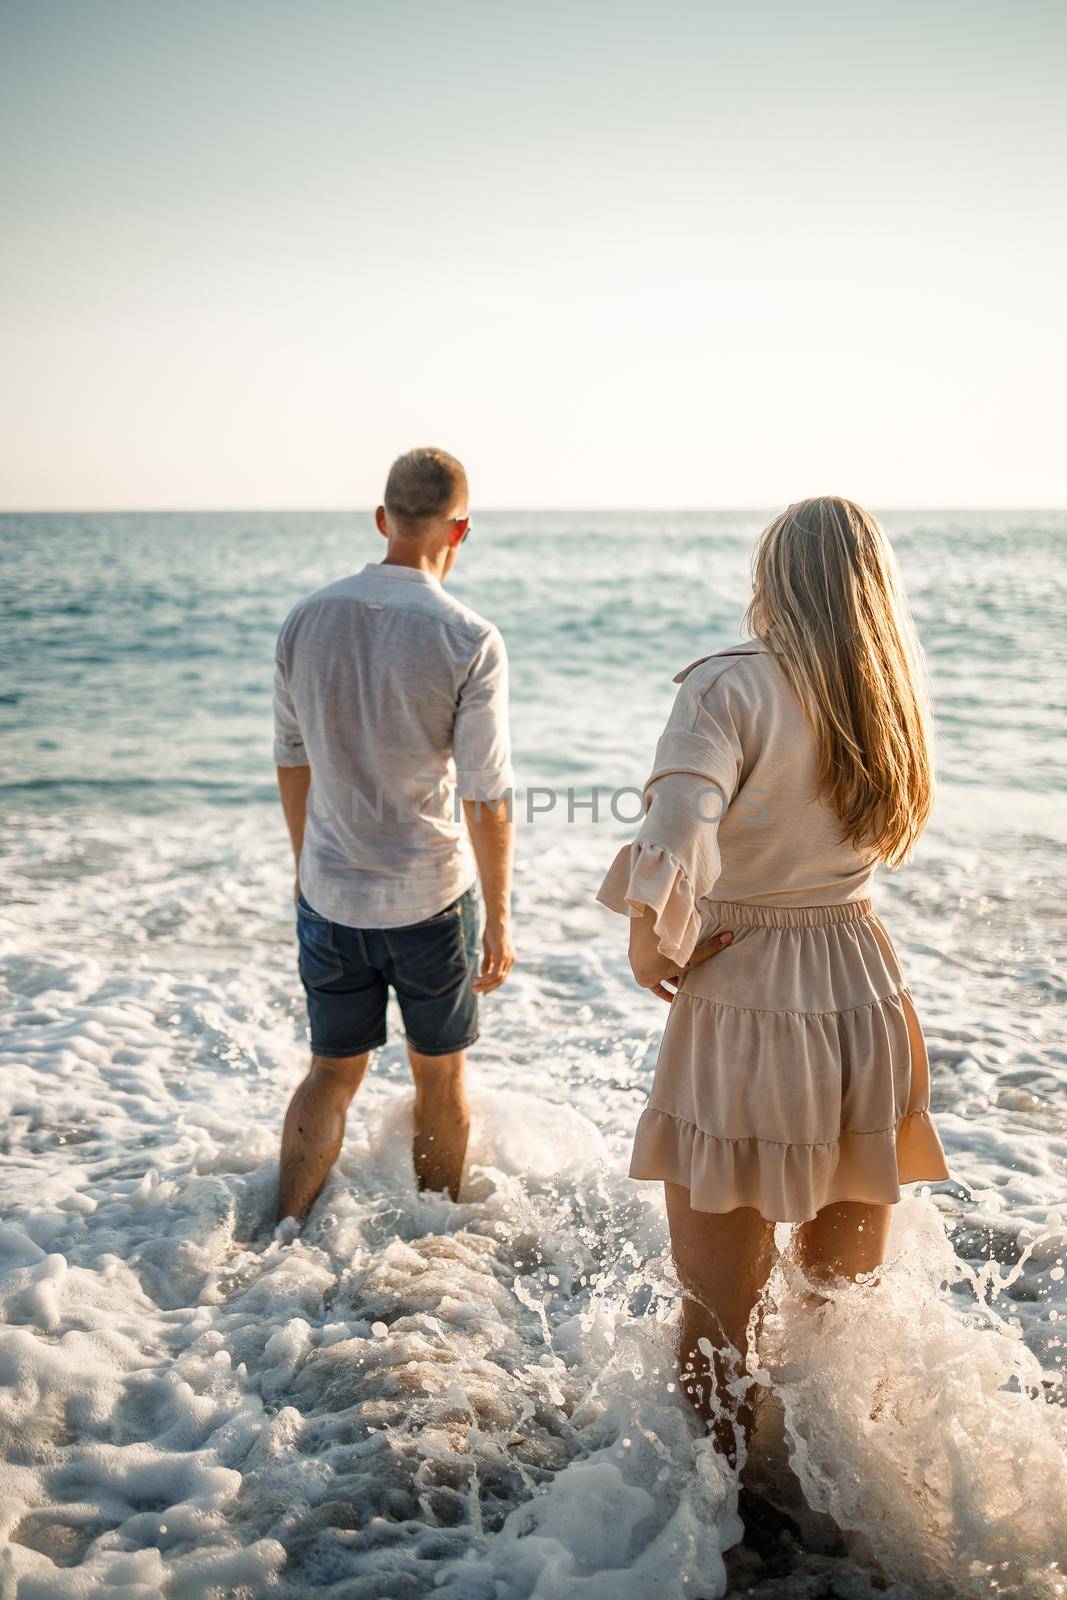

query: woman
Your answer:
[598,497,950,1464]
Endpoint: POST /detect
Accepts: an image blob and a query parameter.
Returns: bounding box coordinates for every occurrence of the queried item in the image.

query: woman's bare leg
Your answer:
[664,1182,778,1467]
[791,1200,891,1283]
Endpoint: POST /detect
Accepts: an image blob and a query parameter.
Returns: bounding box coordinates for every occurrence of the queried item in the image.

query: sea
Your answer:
[1,510,1065,1599]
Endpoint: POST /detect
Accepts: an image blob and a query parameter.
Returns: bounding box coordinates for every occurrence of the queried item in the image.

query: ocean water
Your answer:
[0,509,1065,1600]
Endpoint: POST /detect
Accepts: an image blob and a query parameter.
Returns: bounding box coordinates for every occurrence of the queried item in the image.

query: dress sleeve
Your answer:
[596,665,745,965]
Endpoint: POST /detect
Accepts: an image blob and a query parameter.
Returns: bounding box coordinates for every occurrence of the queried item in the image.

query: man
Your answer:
[272,447,515,1223]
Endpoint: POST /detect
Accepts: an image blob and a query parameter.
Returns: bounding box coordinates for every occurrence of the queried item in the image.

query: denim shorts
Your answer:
[296,887,480,1059]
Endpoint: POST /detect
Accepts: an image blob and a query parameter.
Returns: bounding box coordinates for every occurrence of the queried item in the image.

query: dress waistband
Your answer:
[706,898,873,929]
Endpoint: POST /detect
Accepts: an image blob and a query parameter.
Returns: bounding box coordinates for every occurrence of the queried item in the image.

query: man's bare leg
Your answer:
[277,1052,370,1223]
[408,1048,470,1200]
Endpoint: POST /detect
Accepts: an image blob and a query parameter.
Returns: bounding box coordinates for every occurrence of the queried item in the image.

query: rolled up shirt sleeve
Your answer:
[453,625,513,800]
[273,649,308,767]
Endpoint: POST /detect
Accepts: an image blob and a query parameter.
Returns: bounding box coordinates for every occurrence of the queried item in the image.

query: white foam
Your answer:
[1,804,1065,1595]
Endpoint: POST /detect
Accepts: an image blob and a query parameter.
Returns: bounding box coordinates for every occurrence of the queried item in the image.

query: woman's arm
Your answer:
[597,659,747,986]
[628,903,732,1001]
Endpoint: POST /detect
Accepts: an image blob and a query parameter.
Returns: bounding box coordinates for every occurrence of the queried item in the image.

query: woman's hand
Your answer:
[628,904,733,1001]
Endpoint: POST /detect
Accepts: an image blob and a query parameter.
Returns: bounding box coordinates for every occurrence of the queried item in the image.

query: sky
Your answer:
[0,0,1064,510]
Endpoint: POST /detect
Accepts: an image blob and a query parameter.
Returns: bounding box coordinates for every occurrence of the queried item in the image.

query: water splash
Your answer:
[758,1196,1067,1598]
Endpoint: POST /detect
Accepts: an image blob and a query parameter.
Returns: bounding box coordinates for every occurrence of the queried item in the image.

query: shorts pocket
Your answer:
[297,900,345,989]
[386,904,470,997]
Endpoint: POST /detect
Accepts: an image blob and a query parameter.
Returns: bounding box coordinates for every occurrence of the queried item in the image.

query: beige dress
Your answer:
[597,641,950,1224]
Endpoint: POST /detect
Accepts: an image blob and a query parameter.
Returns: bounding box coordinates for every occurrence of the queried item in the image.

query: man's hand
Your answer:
[629,903,733,1001]
[474,916,515,994]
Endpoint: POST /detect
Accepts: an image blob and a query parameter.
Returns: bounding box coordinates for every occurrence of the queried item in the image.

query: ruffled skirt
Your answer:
[630,898,950,1223]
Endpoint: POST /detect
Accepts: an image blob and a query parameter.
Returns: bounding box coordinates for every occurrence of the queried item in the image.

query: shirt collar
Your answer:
[673,639,766,683]
[361,562,442,589]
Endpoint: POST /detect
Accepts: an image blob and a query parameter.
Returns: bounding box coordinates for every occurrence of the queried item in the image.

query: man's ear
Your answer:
[375,505,389,538]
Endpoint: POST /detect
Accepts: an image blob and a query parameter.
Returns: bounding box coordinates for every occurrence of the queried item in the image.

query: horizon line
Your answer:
[2,503,1066,517]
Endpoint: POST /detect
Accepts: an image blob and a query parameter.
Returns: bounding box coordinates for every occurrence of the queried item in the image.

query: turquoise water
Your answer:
[4,509,1065,802]
[1,510,1065,1597]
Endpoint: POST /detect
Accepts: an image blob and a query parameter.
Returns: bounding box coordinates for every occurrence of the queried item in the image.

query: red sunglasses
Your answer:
[450,517,471,544]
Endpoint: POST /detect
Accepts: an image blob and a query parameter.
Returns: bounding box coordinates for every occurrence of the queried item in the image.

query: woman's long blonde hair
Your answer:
[744,496,934,867]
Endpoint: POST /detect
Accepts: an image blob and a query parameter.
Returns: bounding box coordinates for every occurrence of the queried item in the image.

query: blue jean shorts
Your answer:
[296,887,480,1059]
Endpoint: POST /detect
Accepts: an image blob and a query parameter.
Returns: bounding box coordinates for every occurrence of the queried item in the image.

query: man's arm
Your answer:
[462,795,515,994]
[277,764,311,901]
[273,637,311,902]
[454,623,515,994]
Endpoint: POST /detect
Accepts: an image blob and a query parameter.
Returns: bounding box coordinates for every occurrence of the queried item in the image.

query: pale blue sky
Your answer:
[1,0,1064,508]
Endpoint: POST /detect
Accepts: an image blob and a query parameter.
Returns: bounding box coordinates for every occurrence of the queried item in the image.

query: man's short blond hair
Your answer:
[384,448,467,524]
